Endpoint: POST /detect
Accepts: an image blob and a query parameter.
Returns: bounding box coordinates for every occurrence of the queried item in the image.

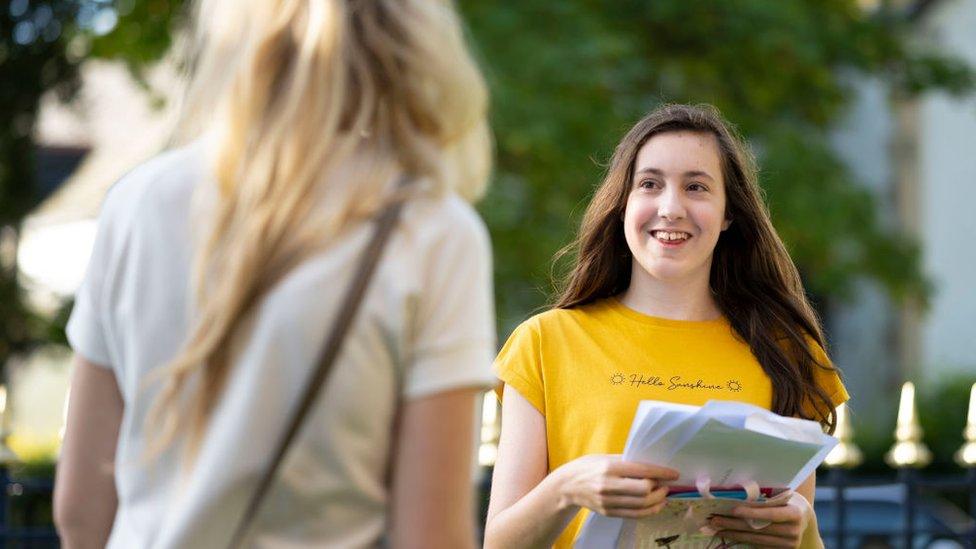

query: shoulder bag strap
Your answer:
[227,176,412,548]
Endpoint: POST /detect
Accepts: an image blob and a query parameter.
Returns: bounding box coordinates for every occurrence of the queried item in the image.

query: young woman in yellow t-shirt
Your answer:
[485,104,848,548]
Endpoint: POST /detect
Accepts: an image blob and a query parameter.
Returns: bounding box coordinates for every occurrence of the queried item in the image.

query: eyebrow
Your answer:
[635,168,715,181]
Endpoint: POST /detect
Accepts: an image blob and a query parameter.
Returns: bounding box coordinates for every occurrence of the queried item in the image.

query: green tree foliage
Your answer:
[2,1,973,362]
[0,0,183,376]
[0,0,82,371]
[463,0,973,328]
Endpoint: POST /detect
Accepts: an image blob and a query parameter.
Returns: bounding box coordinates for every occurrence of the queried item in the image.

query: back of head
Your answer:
[151,0,492,459]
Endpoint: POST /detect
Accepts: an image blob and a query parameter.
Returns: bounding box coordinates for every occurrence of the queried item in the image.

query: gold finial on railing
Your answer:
[885,381,932,468]
[824,403,863,468]
[479,390,501,467]
[0,385,18,464]
[954,382,976,468]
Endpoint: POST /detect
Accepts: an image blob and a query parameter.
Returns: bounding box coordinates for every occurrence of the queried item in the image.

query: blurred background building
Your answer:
[829,0,976,437]
[2,0,974,505]
[11,58,181,458]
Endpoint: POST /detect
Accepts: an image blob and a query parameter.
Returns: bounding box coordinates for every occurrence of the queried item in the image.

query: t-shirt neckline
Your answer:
[604,296,729,330]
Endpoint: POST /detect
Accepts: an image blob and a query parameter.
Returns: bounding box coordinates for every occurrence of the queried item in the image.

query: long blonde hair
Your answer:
[149,0,491,459]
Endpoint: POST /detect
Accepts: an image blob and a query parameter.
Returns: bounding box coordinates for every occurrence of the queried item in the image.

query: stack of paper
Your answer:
[576,400,838,548]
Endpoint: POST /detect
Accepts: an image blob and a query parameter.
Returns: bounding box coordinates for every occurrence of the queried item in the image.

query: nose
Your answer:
[657,185,686,221]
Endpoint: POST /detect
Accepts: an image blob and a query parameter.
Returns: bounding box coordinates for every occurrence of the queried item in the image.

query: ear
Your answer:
[721,217,732,231]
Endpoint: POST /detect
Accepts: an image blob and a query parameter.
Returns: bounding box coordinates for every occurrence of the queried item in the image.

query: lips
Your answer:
[650,230,692,246]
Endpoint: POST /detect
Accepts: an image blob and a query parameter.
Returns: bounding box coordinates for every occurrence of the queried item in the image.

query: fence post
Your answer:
[823,403,862,549]
[885,383,931,549]
[900,468,916,549]
[955,383,976,538]
[0,384,15,540]
[0,463,6,538]
[827,468,847,549]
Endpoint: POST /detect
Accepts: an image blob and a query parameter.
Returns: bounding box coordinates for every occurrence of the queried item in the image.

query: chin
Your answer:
[644,264,692,282]
[650,270,691,282]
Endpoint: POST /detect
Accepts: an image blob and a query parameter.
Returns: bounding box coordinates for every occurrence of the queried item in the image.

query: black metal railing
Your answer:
[3,465,975,547]
[0,465,59,547]
[817,468,976,548]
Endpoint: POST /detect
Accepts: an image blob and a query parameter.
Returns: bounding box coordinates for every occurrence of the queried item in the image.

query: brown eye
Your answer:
[688,182,707,192]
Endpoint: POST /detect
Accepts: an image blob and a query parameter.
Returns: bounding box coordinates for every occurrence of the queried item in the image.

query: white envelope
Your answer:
[575,400,838,548]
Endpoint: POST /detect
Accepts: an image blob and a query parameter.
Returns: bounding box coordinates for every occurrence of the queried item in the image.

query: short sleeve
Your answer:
[65,188,125,369]
[493,318,545,415]
[403,201,497,399]
[803,337,849,420]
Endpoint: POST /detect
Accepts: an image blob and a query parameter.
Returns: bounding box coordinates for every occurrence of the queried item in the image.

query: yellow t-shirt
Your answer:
[493,298,849,548]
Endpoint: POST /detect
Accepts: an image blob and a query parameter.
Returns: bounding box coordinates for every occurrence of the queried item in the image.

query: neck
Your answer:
[619,261,721,321]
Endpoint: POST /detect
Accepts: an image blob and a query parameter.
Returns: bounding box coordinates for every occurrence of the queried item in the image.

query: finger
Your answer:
[709,517,800,537]
[608,500,668,519]
[603,494,657,509]
[730,504,802,523]
[716,530,798,548]
[598,477,654,497]
[603,486,670,509]
[647,485,669,504]
[611,460,680,481]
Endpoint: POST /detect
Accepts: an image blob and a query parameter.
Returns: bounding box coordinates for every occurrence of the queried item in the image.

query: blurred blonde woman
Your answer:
[53,0,495,547]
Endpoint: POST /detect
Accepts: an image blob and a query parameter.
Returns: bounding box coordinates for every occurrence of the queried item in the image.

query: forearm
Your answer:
[54,475,117,549]
[797,473,823,548]
[54,505,116,549]
[389,497,478,549]
[484,466,580,549]
[390,524,476,549]
[798,492,824,549]
[55,356,122,549]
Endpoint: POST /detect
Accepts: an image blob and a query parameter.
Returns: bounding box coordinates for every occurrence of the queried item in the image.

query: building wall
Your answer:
[830,0,976,428]
[916,0,976,380]
[830,76,903,425]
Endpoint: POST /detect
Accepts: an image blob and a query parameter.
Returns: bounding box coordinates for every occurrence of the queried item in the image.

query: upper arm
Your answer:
[403,198,495,399]
[388,387,482,549]
[54,355,123,541]
[485,384,549,524]
[388,200,496,548]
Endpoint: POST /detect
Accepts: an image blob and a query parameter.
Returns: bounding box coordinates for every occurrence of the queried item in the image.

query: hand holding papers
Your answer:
[575,400,838,548]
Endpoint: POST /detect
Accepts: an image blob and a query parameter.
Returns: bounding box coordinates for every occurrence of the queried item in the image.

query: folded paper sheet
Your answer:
[575,400,838,548]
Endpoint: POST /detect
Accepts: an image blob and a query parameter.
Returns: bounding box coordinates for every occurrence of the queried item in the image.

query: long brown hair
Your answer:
[147,0,491,461]
[554,104,839,432]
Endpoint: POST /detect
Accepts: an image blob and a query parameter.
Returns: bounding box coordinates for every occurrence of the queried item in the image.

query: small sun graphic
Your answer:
[727,380,743,392]
[610,373,626,385]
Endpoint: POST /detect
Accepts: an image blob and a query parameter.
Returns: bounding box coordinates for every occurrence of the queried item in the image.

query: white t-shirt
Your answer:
[66,141,498,548]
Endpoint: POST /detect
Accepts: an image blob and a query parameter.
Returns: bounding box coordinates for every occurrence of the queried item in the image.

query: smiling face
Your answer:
[623,130,731,285]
